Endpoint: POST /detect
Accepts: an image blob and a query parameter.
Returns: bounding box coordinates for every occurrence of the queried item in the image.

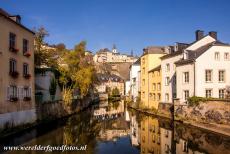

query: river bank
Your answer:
[128,105,230,137]
[0,96,98,140]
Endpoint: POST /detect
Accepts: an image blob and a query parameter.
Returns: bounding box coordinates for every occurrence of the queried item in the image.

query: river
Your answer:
[1,101,230,154]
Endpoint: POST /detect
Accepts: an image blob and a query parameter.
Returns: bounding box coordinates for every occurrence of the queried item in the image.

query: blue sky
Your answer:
[1,0,230,55]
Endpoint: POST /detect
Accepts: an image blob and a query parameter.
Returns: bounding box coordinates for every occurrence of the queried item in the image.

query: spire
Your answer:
[112,44,117,53]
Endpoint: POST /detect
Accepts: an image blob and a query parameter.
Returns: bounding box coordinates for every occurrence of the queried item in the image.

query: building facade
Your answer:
[176,31,230,103]
[140,46,166,108]
[148,65,161,109]
[160,43,189,104]
[93,46,138,63]
[129,58,140,102]
[0,8,36,128]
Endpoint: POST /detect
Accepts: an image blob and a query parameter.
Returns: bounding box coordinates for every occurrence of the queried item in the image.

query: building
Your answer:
[0,8,36,128]
[148,65,161,109]
[140,116,161,154]
[125,80,130,96]
[160,43,189,104]
[140,46,166,108]
[129,58,141,102]
[96,73,125,95]
[175,31,230,103]
[93,45,138,63]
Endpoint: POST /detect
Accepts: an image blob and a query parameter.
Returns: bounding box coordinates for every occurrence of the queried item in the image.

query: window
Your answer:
[23,63,29,75]
[224,52,229,60]
[173,93,177,98]
[142,67,145,75]
[142,92,145,99]
[214,52,220,60]
[184,90,189,100]
[24,87,31,97]
[173,75,176,85]
[166,63,170,72]
[205,70,212,82]
[9,32,16,49]
[183,72,189,83]
[165,77,170,86]
[205,89,212,98]
[219,89,225,99]
[23,39,28,54]
[165,93,169,102]
[153,83,156,90]
[153,93,156,100]
[7,85,18,99]
[184,51,188,59]
[142,79,145,86]
[157,83,161,91]
[157,93,161,101]
[9,59,17,72]
[219,70,225,82]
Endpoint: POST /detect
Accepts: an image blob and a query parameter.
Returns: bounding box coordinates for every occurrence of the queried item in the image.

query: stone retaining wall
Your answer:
[175,100,230,125]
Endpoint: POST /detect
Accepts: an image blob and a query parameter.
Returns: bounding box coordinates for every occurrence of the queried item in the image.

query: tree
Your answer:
[49,77,57,101]
[34,27,58,68]
[112,87,120,96]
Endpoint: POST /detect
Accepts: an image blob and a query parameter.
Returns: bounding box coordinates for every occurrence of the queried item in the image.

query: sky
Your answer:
[1,0,230,55]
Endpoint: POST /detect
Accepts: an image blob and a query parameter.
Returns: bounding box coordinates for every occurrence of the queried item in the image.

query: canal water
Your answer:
[1,101,230,154]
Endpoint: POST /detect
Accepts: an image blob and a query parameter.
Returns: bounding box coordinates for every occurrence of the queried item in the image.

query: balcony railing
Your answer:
[9,47,19,53]
[23,96,31,101]
[9,71,19,78]
[24,74,31,79]
[10,96,18,102]
[23,51,31,57]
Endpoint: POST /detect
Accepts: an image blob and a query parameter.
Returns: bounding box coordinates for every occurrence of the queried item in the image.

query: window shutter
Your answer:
[7,86,10,100]
[17,87,20,98]
[20,87,24,100]
[29,87,32,97]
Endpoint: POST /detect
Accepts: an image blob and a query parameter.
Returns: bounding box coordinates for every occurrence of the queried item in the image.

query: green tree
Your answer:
[49,77,57,101]
[112,87,120,96]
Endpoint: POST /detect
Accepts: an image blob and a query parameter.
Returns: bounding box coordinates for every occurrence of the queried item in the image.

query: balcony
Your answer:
[10,96,18,102]
[23,51,31,57]
[9,71,19,78]
[24,74,31,79]
[9,47,19,53]
[23,96,31,101]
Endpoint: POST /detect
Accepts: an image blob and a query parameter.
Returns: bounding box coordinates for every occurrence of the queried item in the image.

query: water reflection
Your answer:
[129,109,230,154]
[2,100,230,154]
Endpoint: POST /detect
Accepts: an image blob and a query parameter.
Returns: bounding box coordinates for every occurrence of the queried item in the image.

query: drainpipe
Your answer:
[194,61,196,96]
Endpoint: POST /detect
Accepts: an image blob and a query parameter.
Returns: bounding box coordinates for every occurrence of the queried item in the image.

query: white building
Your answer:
[175,31,230,103]
[160,43,189,104]
[125,80,130,96]
[129,59,140,102]
[35,68,62,103]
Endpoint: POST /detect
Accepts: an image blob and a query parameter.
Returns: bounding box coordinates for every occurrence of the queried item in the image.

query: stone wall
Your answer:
[175,100,230,124]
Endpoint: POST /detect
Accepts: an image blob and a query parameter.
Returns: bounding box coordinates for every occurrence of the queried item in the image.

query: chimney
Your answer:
[9,15,21,24]
[209,31,217,40]
[195,30,204,41]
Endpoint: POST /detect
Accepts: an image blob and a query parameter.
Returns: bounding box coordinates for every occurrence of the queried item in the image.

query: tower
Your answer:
[112,44,118,53]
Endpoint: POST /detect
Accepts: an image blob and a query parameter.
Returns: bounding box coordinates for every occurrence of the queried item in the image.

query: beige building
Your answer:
[93,46,138,63]
[140,46,166,108]
[96,73,125,95]
[0,8,36,128]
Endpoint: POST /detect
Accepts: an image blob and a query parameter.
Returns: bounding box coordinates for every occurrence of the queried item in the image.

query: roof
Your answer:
[133,58,140,65]
[175,40,229,66]
[174,59,195,66]
[142,46,166,55]
[160,50,183,60]
[148,65,161,72]
[97,73,124,82]
[0,8,34,34]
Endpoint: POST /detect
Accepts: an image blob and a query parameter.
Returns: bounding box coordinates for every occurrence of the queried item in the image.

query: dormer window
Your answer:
[184,51,188,59]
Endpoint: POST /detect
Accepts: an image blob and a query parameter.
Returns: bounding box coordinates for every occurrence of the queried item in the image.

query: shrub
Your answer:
[187,96,206,107]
